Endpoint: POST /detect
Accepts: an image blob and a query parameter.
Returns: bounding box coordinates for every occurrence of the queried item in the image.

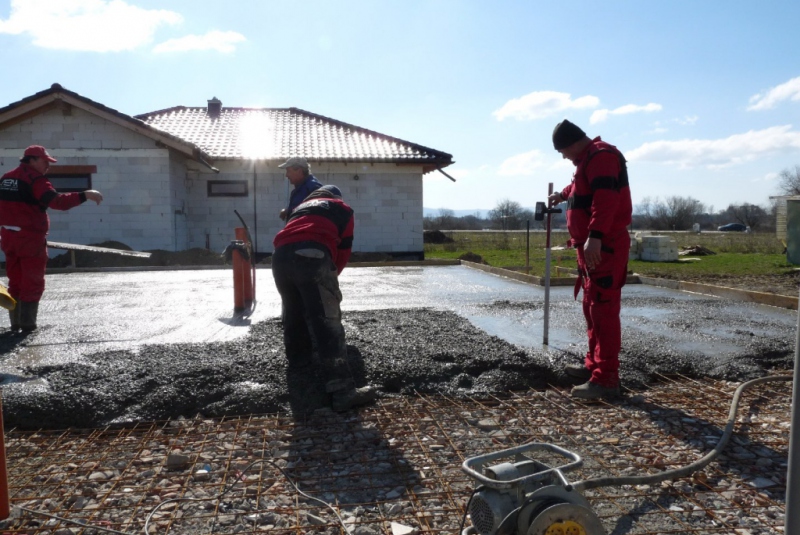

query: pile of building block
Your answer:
[632,235,679,262]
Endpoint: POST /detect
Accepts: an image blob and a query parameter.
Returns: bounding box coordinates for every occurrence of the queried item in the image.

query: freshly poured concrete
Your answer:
[0,265,795,428]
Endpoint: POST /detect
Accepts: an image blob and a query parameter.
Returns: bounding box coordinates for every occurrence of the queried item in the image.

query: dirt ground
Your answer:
[656,271,800,297]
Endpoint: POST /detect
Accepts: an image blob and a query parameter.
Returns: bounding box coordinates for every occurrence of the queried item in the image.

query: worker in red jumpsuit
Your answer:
[548,120,632,400]
[272,185,378,411]
[0,145,103,332]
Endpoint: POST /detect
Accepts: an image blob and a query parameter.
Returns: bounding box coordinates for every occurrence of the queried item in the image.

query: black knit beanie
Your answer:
[552,120,586,150]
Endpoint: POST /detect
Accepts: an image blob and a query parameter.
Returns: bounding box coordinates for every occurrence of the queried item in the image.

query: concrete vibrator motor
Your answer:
[460,442,604,535]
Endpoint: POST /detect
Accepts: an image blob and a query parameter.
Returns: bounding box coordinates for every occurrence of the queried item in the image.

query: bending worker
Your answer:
[277,156,322,221]
[0,145,103,332]
[548,120,632,400]
[272,185,377,411]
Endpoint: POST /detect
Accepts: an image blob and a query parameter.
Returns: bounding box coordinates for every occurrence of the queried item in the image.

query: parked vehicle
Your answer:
[717,223,747,232]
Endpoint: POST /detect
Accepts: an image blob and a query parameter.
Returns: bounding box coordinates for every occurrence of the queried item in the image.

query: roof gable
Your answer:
[0,84,204,161]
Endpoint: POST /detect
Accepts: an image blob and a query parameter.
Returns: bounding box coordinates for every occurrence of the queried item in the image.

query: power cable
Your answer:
[573,374,791,492]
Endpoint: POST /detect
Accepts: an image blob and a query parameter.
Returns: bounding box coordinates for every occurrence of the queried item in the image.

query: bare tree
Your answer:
[436,208,456,229]
[777,165,800,196]
[721,203,768,229]
[635,196,706,230]
[489,199,526,230]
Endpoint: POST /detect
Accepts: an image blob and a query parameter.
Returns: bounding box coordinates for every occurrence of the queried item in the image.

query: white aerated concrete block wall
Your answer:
[639,236,679,262]
[0,107,175,256]
[185,162,425,256]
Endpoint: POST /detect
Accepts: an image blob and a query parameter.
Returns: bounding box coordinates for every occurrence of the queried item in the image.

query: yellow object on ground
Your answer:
[0,283,16,311]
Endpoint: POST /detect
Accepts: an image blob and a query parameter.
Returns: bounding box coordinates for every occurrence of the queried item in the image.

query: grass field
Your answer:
[424,230,793,278]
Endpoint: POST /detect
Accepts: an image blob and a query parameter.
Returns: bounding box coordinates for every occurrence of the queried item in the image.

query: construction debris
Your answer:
[680,245,717,256]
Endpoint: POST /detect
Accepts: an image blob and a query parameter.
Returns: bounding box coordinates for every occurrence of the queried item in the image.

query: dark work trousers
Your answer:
[1,228,48,302]
[271,241,349,382]
[575,230,631,388]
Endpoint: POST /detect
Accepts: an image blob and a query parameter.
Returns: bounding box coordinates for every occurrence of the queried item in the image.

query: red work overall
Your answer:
[561,138,632,388]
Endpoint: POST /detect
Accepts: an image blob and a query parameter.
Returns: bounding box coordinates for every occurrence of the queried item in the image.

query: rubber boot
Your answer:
[19,301,39,332]
[326,378,379,412]
[331,385,379,412]
[7,305,20,332]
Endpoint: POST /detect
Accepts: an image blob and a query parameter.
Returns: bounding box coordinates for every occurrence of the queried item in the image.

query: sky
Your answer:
[1,0,799,215]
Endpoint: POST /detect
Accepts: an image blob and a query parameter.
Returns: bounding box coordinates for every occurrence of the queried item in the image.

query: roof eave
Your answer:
[0,84,209,162]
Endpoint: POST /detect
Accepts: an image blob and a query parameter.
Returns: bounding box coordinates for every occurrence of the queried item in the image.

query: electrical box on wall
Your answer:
[786,199,800,265]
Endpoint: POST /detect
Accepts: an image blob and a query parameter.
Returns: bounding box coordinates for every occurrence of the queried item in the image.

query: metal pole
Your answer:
[525,220,530,274]
[785,287,800,533]
[543,183,554,346]
[253,165,258,255]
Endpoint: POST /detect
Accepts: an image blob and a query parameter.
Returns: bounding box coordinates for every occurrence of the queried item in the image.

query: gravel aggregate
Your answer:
[1,292,795,430]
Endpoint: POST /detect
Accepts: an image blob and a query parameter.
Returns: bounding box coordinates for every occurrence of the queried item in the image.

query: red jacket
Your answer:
[0,163,87,234]
[560,137,632,245]
[273,196,354,274]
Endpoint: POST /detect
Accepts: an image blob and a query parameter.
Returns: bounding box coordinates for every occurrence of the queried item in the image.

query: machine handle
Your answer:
[461,442,582,490]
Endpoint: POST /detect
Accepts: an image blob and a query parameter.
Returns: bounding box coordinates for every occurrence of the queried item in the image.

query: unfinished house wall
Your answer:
[312,162,424,257]
[0,106,174,257]
[169,154,189,251]
[184,162,425,257]
[183,160,283,253]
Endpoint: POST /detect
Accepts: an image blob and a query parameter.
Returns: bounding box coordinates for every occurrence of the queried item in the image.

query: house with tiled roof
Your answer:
[0,84,454,259]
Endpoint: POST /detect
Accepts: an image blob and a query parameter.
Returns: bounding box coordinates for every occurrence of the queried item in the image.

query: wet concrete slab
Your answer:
[0,265,795,429]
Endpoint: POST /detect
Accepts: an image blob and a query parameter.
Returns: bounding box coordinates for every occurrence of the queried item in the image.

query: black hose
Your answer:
[573,374,791,492]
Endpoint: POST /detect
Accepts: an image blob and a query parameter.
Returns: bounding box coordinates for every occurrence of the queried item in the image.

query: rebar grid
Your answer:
[0,374,790,535]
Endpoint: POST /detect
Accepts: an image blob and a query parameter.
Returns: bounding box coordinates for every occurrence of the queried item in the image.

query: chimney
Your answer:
[207,97,222,118]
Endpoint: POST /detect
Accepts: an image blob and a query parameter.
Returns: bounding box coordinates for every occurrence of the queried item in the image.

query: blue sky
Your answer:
[1,0,799,214]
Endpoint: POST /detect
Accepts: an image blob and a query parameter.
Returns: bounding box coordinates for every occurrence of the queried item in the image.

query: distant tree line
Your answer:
[426,164,800,232]
[424,201,566,231]
[424,197,776,232]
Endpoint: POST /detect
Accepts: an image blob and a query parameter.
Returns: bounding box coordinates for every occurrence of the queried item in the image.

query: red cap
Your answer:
[22,145,57,163]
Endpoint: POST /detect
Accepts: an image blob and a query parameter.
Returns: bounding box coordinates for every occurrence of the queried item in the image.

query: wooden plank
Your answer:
[47,241,151,258]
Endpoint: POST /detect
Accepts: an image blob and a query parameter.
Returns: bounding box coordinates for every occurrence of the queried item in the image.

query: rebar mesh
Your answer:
[0,374,789,534]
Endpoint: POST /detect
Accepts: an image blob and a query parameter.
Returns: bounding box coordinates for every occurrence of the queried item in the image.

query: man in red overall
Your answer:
[548,120,632,400]
[0,145,103,332]
[272,185,378,411]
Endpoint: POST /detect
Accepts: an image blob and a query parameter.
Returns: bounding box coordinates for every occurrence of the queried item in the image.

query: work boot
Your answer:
[331,385,379,412]
[564,363,591,382]
[19,301,39,332]
[571,381,621,400]
[7,305,20,332]
[325,378,353,394]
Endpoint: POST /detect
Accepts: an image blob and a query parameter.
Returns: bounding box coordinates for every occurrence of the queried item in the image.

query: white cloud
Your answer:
[748,76,800,111]
[153,30,246,53]
[676,115,698,126]
[590,103,662,124]
[0,0,182,52]
[752,172,778,183]
[627,125,800,169]
[498,150,546,176]
[493,91,599,121]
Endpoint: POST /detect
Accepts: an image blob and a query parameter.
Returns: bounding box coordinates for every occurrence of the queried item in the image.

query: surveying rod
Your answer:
[785,287,800,533]
[534,183,562,345]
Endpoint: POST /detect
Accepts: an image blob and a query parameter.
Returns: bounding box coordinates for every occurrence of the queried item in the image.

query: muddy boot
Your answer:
[331,385,379,412]
[19,301,39,333]
[571,381,620,400]
[325,378,352,394]
[564,363,591,382]
[7,305,20,332]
